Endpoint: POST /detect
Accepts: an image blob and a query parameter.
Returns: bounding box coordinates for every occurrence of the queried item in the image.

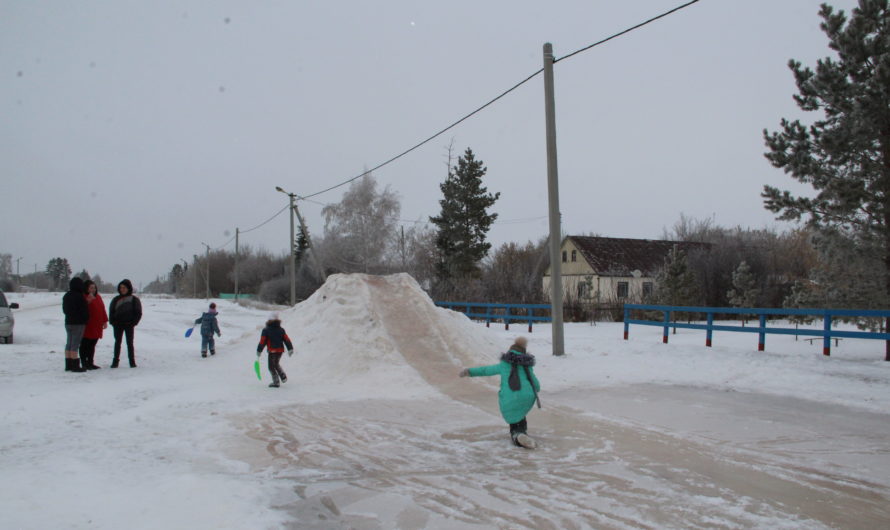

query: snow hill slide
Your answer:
[236,274,888,528]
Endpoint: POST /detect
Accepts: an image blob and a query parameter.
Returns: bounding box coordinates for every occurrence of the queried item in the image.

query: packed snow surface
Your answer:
[1,273,889,529]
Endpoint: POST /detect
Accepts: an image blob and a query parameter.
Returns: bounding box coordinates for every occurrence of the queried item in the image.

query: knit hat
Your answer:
[269,312,280,321]
[209,302,217,310]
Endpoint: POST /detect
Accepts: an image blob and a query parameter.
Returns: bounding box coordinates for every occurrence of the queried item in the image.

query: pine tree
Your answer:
[727,261,760,308]
[762,1,890,344]
[294,227,310,268]
[655,247,701,331]
[727,261,760,324]
[45,257,71,290]
[430,148,500,283]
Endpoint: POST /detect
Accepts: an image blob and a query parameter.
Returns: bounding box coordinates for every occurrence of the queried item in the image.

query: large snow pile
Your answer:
[280,273,503,397]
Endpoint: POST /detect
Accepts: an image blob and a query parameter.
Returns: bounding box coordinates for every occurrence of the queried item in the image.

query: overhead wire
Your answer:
[195,0,702,255]
[298,0,702,201]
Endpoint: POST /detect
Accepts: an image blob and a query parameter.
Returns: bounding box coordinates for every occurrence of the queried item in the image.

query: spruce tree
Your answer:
[430,148,500,283]
[655,247,701,330]
[762,1,890,346]
[727,261,760,324]
[46,257,71,290]
[655,247,701,307]
[727,261,760,308]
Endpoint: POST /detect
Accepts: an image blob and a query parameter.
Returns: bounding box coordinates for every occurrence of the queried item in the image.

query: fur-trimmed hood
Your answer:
[500,347,535,367]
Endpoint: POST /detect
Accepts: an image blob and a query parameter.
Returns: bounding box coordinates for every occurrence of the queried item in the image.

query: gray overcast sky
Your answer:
[1,0,858,288]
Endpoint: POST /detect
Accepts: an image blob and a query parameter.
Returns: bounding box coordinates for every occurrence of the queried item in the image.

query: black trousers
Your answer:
[268,352,287,384]
[509,418,528,444]
[79,337,98,366]
[113,326,136,364]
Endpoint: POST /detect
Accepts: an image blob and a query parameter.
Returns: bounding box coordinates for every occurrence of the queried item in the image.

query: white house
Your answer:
[542,236,709,305]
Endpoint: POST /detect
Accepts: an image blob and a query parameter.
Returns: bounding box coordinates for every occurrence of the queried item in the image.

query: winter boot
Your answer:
[87,352,100,370]
[280,374,287,383]
[268,382,280,388]
[202,351,207,358]
[210,350,215,356]
[128,353,137,368]
[66,358,86,373]
[515,433,537,449]
[110,356,120,368]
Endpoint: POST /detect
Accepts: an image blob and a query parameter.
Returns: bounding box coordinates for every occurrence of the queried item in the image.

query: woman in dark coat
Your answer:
[108,279,142,368]
[62,277,89,373]
[80,280,108,370]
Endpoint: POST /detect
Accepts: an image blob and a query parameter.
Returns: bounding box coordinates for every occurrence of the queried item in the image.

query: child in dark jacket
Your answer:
[459,336,541,448]
[194,302,221,358]
[256,313,294,388]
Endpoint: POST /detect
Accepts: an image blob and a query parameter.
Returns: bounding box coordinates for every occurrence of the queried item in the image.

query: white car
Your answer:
[0,290,19,344]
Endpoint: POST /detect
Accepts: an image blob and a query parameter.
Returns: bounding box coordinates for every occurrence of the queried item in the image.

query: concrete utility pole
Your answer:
[201,243,211,300]
[276,187,297,306]
[291,200,325,283]
[192,255,198,298]
[179,259,188,297]
[234,228,240,301]
[543,42,565,356]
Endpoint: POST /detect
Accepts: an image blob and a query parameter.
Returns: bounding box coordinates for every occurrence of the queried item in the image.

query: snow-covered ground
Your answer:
[1,276,889,529]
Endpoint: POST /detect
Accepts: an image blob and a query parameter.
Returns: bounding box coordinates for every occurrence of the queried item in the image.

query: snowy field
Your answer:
[1,275,889,529]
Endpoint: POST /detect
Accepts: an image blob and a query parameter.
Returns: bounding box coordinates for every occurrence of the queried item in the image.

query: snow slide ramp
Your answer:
[279,273,503,403]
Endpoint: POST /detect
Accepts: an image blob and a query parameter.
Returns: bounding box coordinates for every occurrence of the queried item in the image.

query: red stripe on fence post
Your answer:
[706,312,714,347]
[662,311,670,344]
[757,314,766,351]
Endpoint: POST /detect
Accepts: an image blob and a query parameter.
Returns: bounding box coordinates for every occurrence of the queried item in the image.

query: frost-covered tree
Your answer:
[322,173,400,273]
[46,257,71,290]
[727,261,760,308]
[430,148,500,284]
[727,261,760,324]
[763,1,890,311]
[655,247,701,331]
[0,254,12,278]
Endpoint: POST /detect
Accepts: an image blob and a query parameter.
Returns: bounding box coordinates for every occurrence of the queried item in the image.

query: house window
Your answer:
[571,250,577,262]
[562,250,567,263]
[642,282,653,298]
[617,281,629,299]
[577,283,589,299]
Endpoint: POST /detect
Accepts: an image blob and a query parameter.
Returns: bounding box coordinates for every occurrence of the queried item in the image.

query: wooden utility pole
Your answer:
[543,42,565,356]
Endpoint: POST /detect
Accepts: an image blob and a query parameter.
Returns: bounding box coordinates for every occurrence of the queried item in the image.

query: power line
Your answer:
[240,204,290,234]
[298,0,701,201]
[301,68,544,200]
[556,0,701,63]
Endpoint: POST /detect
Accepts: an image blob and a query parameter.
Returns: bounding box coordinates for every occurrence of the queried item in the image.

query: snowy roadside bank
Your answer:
[1,288,889,528]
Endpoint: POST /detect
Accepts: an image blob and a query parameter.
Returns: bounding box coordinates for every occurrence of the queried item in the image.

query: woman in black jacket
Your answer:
[62,277,89,373]
[108,279,142,368]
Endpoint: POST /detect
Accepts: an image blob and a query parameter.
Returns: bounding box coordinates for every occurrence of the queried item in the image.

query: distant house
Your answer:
[542,236,709,304]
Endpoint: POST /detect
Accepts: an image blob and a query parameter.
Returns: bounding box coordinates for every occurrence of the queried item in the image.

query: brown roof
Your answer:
[568,236,709,277]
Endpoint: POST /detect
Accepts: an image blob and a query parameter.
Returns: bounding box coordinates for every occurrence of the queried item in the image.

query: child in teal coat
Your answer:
[460,337,541,448]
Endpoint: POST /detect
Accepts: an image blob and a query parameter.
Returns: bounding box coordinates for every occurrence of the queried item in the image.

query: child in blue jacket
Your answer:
[194,303,221,358]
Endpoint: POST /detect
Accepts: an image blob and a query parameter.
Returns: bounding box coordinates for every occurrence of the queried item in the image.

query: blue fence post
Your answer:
[505,306,510,331]
[706,312,714,347]
[527,307,533,333]
[662,310,670,344]
[823,313,831,356]
[623,307,630,340]
[758,313,767,351]
[485,305,491,328]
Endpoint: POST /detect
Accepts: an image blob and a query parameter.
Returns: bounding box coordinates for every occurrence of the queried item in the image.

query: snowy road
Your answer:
[2,278,890,529]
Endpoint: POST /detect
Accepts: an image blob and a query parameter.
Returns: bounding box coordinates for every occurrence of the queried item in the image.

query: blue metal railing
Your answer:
[435,301,551,332]
[623,304,890,360]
